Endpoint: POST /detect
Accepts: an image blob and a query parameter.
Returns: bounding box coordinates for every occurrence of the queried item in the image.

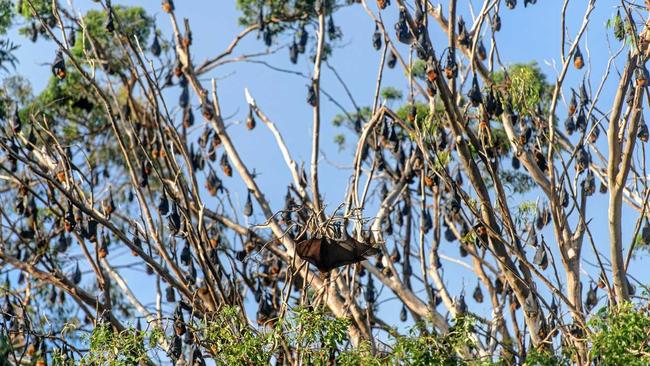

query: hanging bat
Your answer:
[52,50,66,79]
[296,236,378,273]
[574,46,584,69]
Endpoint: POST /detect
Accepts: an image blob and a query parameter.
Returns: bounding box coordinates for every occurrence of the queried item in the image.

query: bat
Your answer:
[296,236,378,273]
[52,50,66,79]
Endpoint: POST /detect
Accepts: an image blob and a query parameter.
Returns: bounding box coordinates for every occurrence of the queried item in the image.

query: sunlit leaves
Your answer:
[380,86,403,101]
[0,39,17,73]
[84,324,148,366]
[492,62,551,116]
[0,0,12,35]
[589,302,650,366]
[71,6,153,73]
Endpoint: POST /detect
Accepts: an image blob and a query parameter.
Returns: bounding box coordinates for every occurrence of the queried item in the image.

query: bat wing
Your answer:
[296,238,328,271]
[296,237,378,273]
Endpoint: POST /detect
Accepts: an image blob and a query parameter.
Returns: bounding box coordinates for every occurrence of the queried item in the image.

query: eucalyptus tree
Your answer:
[0,0,649,365]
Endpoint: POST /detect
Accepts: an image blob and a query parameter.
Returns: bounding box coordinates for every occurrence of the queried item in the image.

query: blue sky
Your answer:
[10,0,649,348]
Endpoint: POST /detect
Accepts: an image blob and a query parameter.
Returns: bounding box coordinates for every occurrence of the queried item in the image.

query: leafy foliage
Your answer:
[236,0,333,27]
[524,348,570,366]
[589,302,650,366]
[497,170,536,194]
[71,6,153,73]
[410,59,427,79]
[0,41,16,74]
[42,307,648,365]
[17,0,55,41]
[83,324,149,366]
[492,62,551,116]
[332,106,371,127]
[334,133,346,150]
[381,86,403,101]
[396,101,434,127]
[0,0,13,35]
[391,316,474,366]
[202,307,275,364]
[18,0,50,19]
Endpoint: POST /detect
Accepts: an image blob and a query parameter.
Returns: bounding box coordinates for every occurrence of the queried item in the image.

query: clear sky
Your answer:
[10,0,648,345]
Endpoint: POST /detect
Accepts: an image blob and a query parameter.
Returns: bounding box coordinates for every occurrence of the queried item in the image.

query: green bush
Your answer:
[589,302,650,366]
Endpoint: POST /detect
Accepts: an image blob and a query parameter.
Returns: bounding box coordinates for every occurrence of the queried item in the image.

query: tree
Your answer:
[0,0,649,365]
